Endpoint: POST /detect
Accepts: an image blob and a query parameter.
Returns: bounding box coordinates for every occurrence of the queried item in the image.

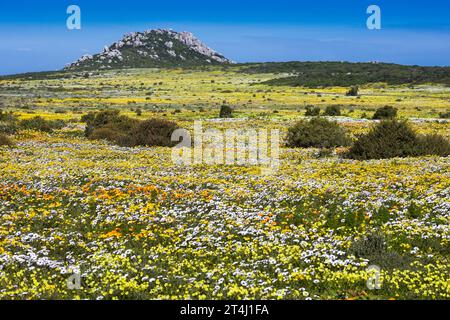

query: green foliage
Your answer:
[19,116,65,133]
[415,134,450,157]
[324,105,341,116]
[0,111,19,134]
[126,119,179,147]
[85,111,179,147]
[345,120,450,160]
[0,111,18,122]
[286,117,351,148]
[88,127,128,145]
[0,133,14,147]
[349,233,412,270]
[305,105,321,117]
[373,106,398,120]
[242,61,450,87]
[219,105,233,118]
[84,110,138,137]
[439,111,450,119]
[346,86,359,96]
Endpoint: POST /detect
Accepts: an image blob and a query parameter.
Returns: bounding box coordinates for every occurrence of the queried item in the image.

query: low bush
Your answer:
[373,106,397,120]
[346,86,359,96]
[415,134,450,157]
[88,127,128,145]
[19,116,65,133]
[219,105,233,118]
[345,120,450,159]
[0,111,18,122]
[0,133,14,147]
[305,105,321,117]
[85,111,179,147]
[83,110,138,137]
[126,119,179,147]
[324,105,341,116]
[286,117,351,148]
[439,111,450,119]
[349,233,412,270]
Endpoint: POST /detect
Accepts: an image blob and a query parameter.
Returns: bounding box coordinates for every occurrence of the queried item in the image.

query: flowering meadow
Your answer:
[0,68,449,300]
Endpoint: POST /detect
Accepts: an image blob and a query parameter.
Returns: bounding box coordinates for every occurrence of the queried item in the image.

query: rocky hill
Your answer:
[65,29,233,70]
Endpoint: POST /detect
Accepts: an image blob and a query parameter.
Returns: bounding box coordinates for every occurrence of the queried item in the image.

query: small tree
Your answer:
[373,106,397,120]
[346,86,359,96]
[286,117,351,148]
[305,105,321,117]
[324,105,341,116]
[219,105,233,118]
[345,120,418,160]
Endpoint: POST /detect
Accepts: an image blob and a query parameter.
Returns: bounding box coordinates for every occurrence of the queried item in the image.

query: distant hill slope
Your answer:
[239,62,450,87]
[65,29,233,71]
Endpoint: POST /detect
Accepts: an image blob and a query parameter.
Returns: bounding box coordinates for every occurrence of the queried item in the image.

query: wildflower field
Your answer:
[0,67,449,300]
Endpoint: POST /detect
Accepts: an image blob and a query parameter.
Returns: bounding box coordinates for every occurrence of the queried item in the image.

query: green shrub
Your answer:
[219,105,233,118]
[86,111,179,148]
[349,233,412,270]
[126,119,179,147]
[286,117,351,148]
[415,134,450,157]
[346,86,359,96]
[345,120,450,160]
[88,127,128,145]
[0,121,19,134]
[305,105,321,117]
[324,105,341,116]
[0,133,14,147]
[345,120,417,160]
[19,116,65,133]
[84,110,138,137]
[373,106,397,120]
[0,111,18,122]
[439,111,450,119]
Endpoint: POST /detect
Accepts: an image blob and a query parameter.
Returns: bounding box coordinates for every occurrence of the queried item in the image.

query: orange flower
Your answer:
[100,228,122,239]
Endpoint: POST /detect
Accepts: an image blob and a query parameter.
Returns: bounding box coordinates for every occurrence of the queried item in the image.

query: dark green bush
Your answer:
[346,86,359,96]
[126,119,179,147]
[0,122,19,134]
[0,133,14,147]
[345,120,417,160]
[373,106,398,120]
[415,134,450,157]
[85,111,179,148]
[19,116,65,133]
[305,105,321,116]
[286,117,351,148]
[0,111,18,122]
[345,120,450,160]
[88,127,128,145]
[219,105,233,118]
[84,110,138,137]
[439,111,450,119]
[324,105,341,116]
[349,233,412,270]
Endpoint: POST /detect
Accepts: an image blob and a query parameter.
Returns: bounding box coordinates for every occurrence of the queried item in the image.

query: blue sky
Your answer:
[1,0,450,75]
